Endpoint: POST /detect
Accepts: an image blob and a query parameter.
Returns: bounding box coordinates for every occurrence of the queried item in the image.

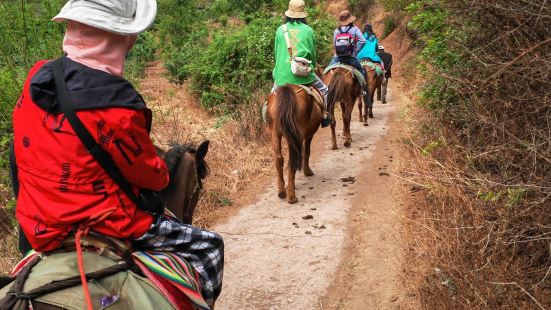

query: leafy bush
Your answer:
[159,0,335,114]
[381,16,396,39]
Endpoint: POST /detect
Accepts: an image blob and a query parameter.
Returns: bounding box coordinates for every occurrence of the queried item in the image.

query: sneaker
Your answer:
[321,114,333,128]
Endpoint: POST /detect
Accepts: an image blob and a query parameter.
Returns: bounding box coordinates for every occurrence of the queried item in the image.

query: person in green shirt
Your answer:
[271,0,332,127]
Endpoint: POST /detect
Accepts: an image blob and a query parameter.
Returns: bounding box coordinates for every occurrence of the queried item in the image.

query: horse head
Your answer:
[157,141,210,224]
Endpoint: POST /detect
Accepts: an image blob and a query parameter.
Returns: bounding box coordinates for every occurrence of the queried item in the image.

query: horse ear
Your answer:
[197,140,209,160]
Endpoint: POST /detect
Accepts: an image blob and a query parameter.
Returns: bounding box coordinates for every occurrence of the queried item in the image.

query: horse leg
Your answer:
[343,101,354,147]
[369,89,375,119]
[340,102,346,137]
[330,101,338,150]
[286,160,298,204]
[357,97,363,122]
[363,94,369,126]
[303,136,314,177]
[272,130,286,198]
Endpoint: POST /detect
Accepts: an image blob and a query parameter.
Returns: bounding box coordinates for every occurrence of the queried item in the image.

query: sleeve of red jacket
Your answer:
[105,108,169,191]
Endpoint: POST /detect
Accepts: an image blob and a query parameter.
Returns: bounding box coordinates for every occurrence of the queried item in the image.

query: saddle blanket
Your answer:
[323,63,366,86]
[360,60,384,77]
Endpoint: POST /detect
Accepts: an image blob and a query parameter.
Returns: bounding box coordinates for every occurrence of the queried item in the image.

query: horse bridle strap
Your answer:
[0,256,129,310]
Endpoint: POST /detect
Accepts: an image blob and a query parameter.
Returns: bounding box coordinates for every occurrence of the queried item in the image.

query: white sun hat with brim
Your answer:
[52,0,157,36]
[285,0,308,19]
[378,45,385,50]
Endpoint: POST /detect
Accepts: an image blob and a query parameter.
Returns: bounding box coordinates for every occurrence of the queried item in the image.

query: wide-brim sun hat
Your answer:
[53,0,157,35]
[285,0,308,19]
[338,10,356,26]
[378,45,385,50]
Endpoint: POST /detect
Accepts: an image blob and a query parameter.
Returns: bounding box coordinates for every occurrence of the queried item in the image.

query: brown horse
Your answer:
[323,68,362,149]
[267,85,322,204]
[358,62,383,126]
[0,142,210,310]
[157,141,209,224]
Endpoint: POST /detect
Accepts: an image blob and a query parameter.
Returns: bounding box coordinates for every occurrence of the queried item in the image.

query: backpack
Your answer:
[334,26,355,56]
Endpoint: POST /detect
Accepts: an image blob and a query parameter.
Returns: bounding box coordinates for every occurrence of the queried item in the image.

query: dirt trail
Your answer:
[215,80,410,308]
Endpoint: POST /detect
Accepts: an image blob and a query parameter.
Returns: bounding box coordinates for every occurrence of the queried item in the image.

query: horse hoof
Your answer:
[278,191,286,199]
[332,145,338,150]
[363,122,369,126]
[304,170,314,177]
[288,197,298,204]
[344,141,351,148]
[369,113,374,118]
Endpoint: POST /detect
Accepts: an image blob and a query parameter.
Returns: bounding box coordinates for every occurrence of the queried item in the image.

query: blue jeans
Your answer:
[329,56,366,77]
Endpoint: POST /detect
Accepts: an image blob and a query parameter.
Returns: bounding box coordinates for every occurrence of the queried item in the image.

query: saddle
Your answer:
[323,63,366,86]
[360,60,384,77]
[295,85,325,110]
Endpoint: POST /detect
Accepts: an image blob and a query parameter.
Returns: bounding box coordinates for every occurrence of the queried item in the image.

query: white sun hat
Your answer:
[52,0,157,35]
[378,45,385,50]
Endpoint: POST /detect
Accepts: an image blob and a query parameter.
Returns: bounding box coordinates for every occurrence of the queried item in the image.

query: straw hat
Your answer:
[53,0,157,35]
[338,10,356,26]
[285,0,308,19]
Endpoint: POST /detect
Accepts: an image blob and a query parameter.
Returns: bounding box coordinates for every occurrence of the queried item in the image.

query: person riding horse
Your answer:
[357,23,383,65]
[327,10,371,106]
[272,0,332,127]
[8,0,223,307]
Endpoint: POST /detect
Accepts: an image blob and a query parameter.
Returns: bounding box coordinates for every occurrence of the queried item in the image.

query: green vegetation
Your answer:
[381,16,396,39]
[158,0,334,114]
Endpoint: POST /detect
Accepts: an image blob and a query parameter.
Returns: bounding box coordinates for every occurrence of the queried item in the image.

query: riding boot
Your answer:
[320,101,332,128]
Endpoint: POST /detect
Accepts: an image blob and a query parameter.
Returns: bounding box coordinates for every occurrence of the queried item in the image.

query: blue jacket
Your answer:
[357,33,382,63]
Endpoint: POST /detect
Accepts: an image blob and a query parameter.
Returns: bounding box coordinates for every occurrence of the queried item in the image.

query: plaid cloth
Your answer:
[133,216,224,305]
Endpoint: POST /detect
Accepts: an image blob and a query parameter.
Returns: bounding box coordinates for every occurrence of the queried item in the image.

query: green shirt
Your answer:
[272,22,317,86]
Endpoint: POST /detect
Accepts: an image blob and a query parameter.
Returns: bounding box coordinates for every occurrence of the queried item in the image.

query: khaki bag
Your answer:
[0,251,175,310]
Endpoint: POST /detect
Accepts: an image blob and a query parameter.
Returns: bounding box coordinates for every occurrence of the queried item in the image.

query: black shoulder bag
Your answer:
[52,58,164,215]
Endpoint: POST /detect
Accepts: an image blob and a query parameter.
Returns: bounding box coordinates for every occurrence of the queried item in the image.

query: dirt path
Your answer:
[214,80,409,308]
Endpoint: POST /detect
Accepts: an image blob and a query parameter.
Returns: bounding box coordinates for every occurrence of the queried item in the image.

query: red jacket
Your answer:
[13,58,169,252]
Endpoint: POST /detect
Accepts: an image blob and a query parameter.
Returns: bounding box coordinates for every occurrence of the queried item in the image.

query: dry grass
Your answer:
[401,0,551,308]
[141,62,273,228]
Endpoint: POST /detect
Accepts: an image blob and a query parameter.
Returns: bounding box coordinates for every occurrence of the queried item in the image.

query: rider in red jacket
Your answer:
[13,57,168,253]
[10,1,223,306]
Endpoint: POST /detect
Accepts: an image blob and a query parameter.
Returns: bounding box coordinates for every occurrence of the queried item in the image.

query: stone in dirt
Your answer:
[302,215,314,220]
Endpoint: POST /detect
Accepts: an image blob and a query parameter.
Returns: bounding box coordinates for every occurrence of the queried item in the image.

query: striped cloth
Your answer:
[133,251,209,310]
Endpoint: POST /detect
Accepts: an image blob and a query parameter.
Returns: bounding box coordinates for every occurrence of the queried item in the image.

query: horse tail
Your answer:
[275,85,302,172]
[327,71,347,112]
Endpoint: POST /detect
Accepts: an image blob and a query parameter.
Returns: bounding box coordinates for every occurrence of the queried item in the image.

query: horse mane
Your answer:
[164,143,209,185]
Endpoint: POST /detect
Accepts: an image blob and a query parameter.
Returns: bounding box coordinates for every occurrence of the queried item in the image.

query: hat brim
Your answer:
[339,15,356,26]
[52,0,157,35]
[285,9,308,19]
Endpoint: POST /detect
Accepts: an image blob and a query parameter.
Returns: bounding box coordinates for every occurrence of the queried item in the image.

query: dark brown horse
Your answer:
[267,85,322,204]
[323,68,362,149]
[0,142,210,310]
[358,62,383,126]
[157,141,209,224]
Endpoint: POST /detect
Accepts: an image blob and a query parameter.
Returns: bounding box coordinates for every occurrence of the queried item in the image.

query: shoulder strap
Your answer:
[51,58,148,212]
[282,24,293,58]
